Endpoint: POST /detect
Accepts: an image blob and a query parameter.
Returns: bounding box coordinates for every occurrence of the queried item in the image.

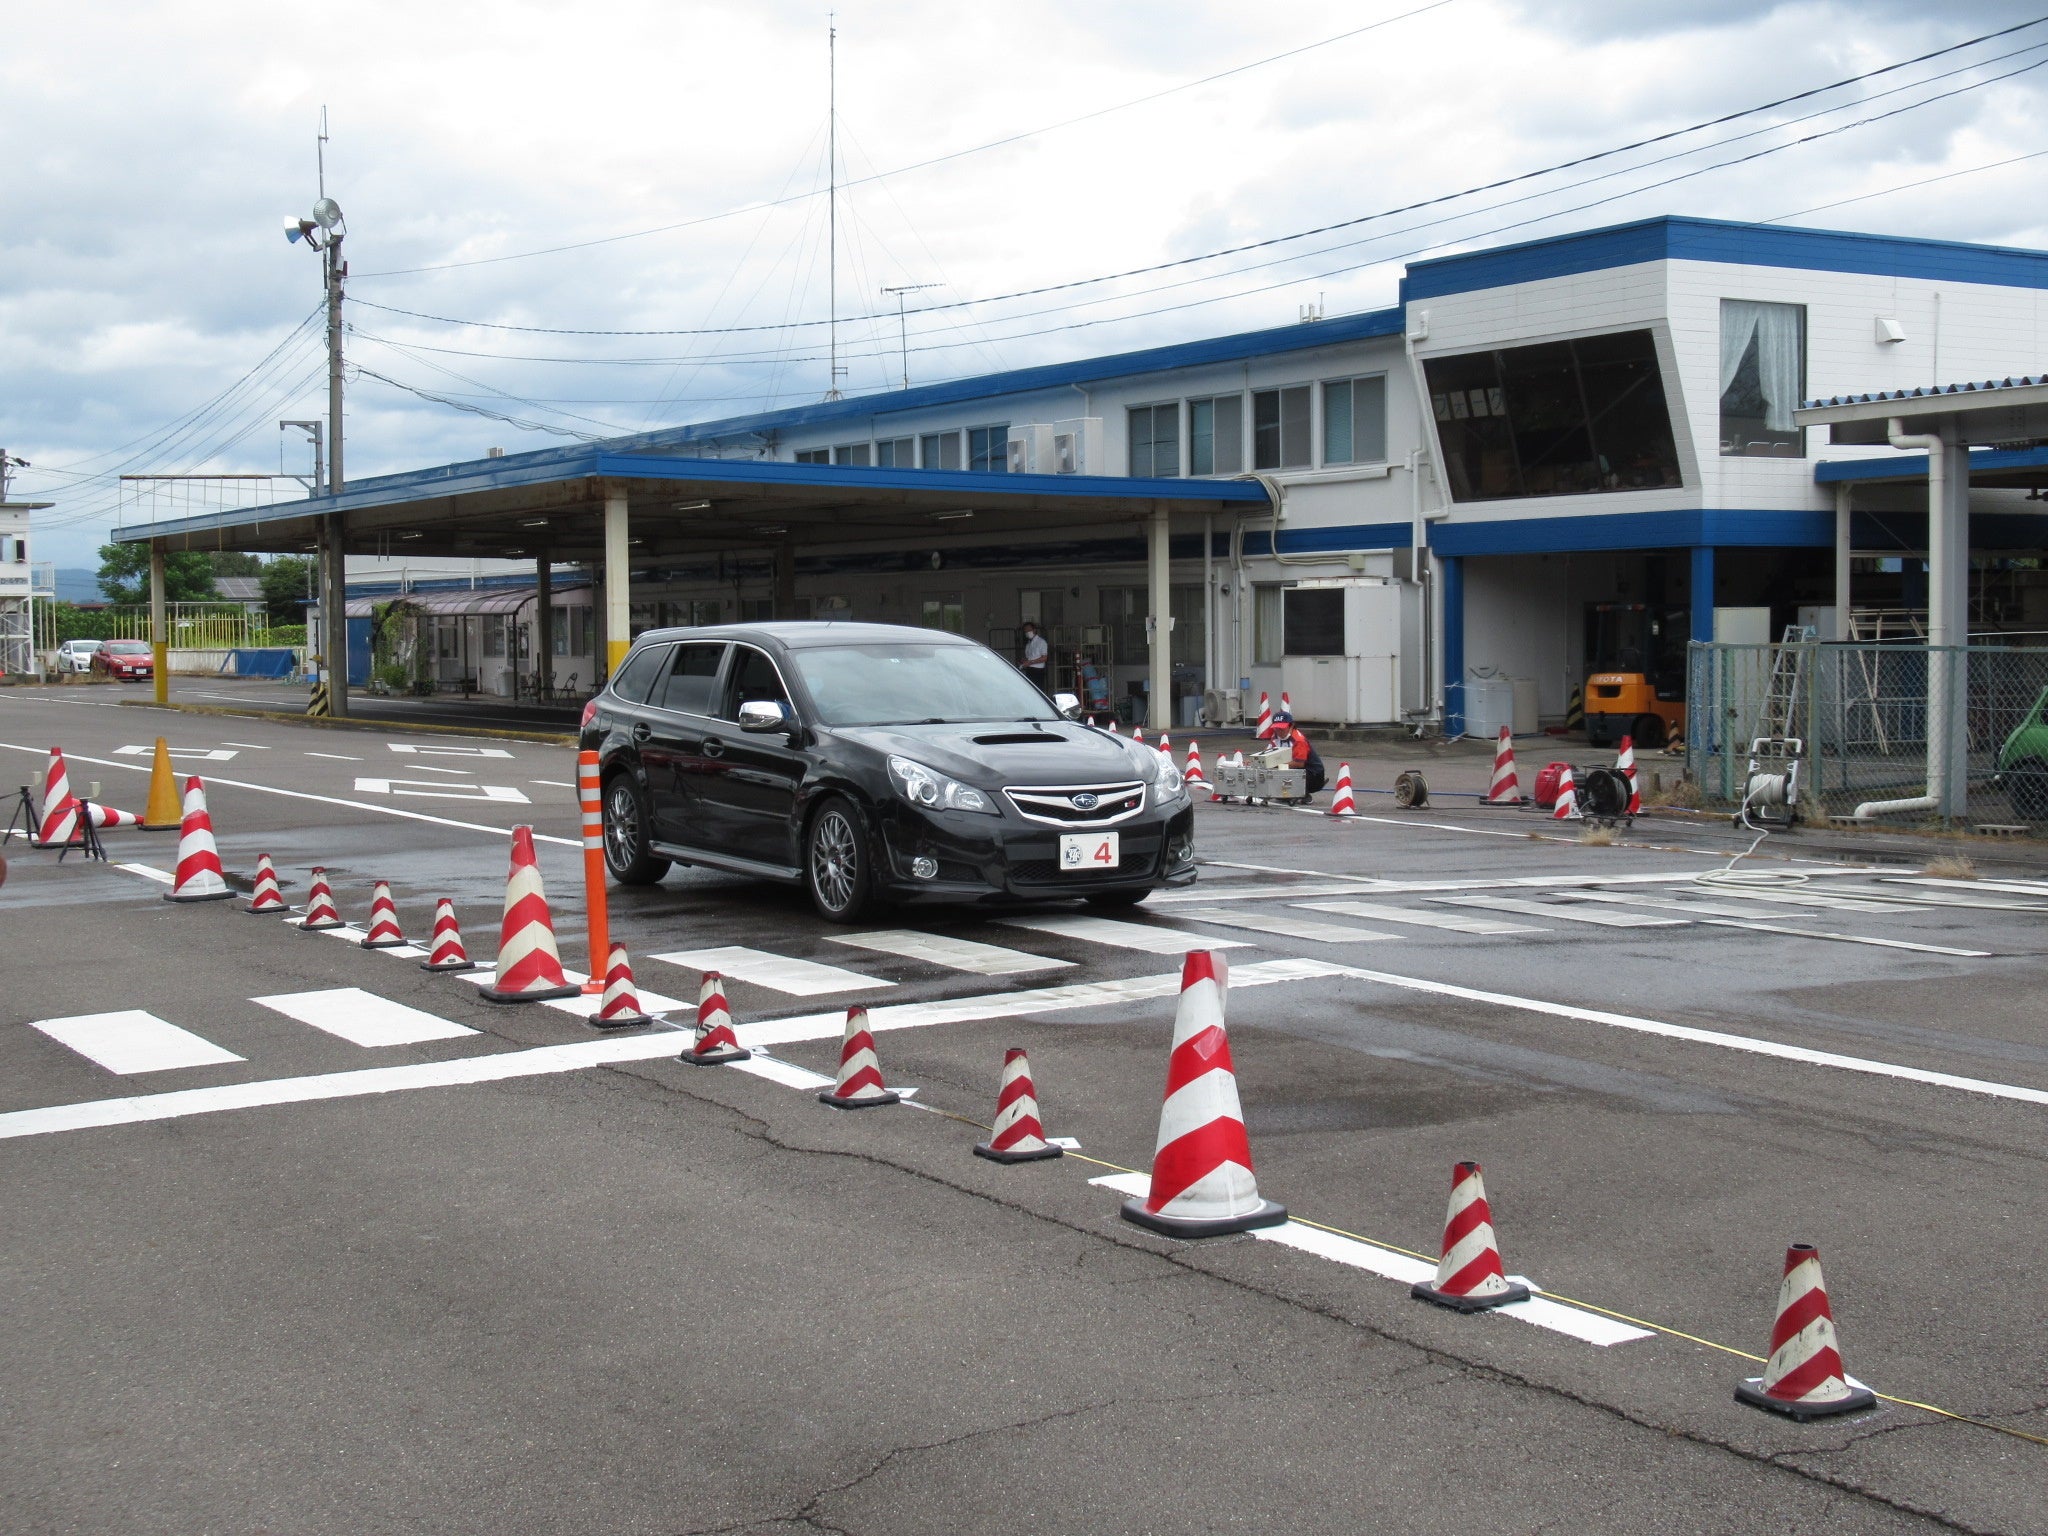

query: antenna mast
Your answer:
[825,19,842,401]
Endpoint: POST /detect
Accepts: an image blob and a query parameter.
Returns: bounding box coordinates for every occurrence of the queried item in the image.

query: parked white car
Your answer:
[55,639,104,673]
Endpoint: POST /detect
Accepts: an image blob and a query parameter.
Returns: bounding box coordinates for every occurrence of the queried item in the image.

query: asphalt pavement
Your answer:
[5,682,2047,1534]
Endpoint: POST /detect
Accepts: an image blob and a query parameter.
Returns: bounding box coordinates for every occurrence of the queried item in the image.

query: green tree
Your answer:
[96,543,216,603]
[207,551,265,578]
[259,555,314,628]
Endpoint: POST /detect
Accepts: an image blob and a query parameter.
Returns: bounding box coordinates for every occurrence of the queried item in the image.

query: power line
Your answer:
[352,0,1459,280]
[1764,145,2048,223]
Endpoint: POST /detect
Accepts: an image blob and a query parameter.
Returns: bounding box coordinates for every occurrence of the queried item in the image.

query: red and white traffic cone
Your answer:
[1122,951,1286,1237]
[817,1005,899,1108]
[1254,693,1272,739]
[1133,725,1146,745]
[419,897,476,972]
[478,824,581,1003]
[1735,1243,1877,1420]
[245,853,286,914]
[299,867,345,930]
[1487,726,1522,805]
[32,746,81,848]
[681,971,750,1065]
[1109,718,1120,734]
[1411,1161,1530,1312]
[359,878,408,948]
[1616,735,1642,817]
[164,776,235,903]
[974,1048,1062,1164]
[85,803,141,832]
[1327,763,1358,817]
[1157,731,1171,755]
[592,943,655,1028]
[1551,765,1581,820]
[1183,741,1207,785]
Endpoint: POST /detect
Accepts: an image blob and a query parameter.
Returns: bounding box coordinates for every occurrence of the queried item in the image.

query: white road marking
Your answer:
[1168,908,1396,943]
[113,744,237,761]
[219,741,271,750]
[305,752,364,761]
[531,779,577,789]
[31,1010,245,1074]
[0,959,1344,1139]
[386,743,514,759]
[1830,885,2048,911]
[115,862,173,884]
[1893,876,2048,898]
[1681,885,1920,914]
[403,764,479,777]
[253,988,478,1047]
[996,914,1251,955]
[1433,895,1685,928]
[728,1054,835,1091]
[1280,805,1539,840]
[1296,899,1543,935]
[1151,880,1431,906]
[824,929,1072,976]
[353,777,530,804]
[1084,1175,1650,1348]
[649,945,892,996]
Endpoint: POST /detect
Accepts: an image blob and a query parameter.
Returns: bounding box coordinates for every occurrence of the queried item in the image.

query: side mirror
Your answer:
[738,699,792,733]
[1053,690,1081,720]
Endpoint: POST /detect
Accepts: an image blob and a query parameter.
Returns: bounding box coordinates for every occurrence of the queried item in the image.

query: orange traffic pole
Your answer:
[578,750,610,994]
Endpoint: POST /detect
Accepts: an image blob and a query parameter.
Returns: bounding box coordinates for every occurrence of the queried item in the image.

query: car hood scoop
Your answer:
[832,722,1141,784]
[970,732,1064,746]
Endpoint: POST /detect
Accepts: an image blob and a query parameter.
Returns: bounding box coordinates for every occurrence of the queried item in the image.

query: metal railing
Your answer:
[99,604,259,649]
[1687,639,2048,828]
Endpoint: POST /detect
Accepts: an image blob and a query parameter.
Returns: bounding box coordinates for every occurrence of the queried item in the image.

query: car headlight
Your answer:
[1127,741,1185,799]
[887,754,996,815]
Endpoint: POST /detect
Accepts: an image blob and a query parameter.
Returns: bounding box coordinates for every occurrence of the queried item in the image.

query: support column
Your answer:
[1689,546,1716,644]
[773,540,798,620]
[322,513,350,718]
[148,542,168,706]
[603,488,630,678]
[1440,555,1464,737]
[535,552,554,699]
[1834,484,1853,641]
[1928,428,1971,819]
[1147,505,1171,729]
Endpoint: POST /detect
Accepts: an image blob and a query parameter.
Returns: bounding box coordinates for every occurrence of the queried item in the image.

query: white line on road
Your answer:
[354,777,530,804]
[30,1010,245,1074]
[402,764,479,777]
[1296,899,1543,935]
[113,744,237,761]
[1560,892,1994,953]
[219,742,271,750]
[649,945,892,996]
[0,959,1343,1139]
[253,987,478,1047]
[1433,895,1685,928]
[1281,805,1541,839]
[305,752,363,761]
[386,743,514,759]
[728,1053,836,1091]
[531,779,576,789]
[1168,908,1396,943]
[115,862,173,884]
[825,929,1073,976]
[997,914,1251,955]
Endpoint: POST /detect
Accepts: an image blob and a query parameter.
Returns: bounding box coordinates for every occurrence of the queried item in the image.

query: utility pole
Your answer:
[881,284,939,390]
[319,109,345,494]
[825,19,842,401]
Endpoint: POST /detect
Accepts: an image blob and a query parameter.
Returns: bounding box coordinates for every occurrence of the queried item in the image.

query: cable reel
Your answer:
[1393,770,1429,808]
[1738,736,1802,832]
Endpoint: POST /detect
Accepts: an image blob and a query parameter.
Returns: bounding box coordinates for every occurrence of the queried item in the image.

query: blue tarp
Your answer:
[224,648,296,679]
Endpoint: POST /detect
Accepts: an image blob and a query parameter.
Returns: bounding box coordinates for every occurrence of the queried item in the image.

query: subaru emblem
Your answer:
[1071,792,1100,811]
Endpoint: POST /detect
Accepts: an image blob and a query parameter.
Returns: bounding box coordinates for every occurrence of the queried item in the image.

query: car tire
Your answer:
[1084,888,1150,907]
[602,772,671,886]
[805,795,873,924]
[2009,758,2048,819]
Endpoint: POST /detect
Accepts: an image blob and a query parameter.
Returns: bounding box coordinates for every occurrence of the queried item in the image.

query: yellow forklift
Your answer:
[1583,602,1687,748]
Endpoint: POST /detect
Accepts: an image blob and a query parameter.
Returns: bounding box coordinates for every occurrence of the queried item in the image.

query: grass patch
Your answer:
[1647,775,1706,809]
[1924,852,1978,880]
[1579,824,1617,846]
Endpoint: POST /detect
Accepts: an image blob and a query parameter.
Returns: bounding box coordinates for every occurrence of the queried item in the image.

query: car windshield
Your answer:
[107,642,148,654]
[789,641,1060,727]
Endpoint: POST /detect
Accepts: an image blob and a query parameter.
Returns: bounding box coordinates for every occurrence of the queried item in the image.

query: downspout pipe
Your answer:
[1854,417,1946,820]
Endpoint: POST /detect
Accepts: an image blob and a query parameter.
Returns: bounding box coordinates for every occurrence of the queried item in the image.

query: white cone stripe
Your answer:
[1437,1225,1502,1285]
[990,1098,1040,1138]
[836,1044,882,1080]
[1155,1067,1246,1151]
[1168,986,1225,1048]
[1153,1160,1262,1218]
[498,917,564,960]
[1767,1315,1843,1381]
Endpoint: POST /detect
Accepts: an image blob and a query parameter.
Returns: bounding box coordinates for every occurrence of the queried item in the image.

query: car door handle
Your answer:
[631,722,651,742]
[700,738,725,759]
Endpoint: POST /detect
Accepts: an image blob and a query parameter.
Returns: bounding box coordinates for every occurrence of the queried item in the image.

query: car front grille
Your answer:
[1002,781,1147,827]
[1008,830,1160,886]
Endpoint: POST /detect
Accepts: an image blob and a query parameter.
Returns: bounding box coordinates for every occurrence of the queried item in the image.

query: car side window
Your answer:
[608,643,671,705]
[655,643,727,716]
[722,645,791,721]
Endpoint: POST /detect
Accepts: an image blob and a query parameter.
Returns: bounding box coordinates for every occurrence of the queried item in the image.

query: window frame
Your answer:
[920,430,962,470]
[1189,393,1245,477]
[1320,373,1389,467]
[719,642,796,723]
[1126,401,1182,479]
[794,448,830,465]
[1252,385,1313,471]
[968,424,1011,473]
[1718,299,1807,459]
[653,640,730,718]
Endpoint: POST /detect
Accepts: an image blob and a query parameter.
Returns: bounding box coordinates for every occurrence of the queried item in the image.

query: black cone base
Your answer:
[1411,1279,1531,1313]
[420,957,478,973]
[164,888,238,904]
[975,1140,1064,1163]
[478,982,582,1004]
[680,1045,751,1066]
[299,917,345,931]
[360,935,409,949]
[246,902,288,916]
[818,1088,900,1109]
[1735,1379,1877,1421]
[590,1010,654,1030]
[1120,1196,1287,1238]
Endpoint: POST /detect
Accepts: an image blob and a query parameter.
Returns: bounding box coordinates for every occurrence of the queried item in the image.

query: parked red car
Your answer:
[93,640,154,681]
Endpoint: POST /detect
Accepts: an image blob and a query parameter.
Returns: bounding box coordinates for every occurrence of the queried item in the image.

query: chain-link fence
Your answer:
[1686,640,2048,828]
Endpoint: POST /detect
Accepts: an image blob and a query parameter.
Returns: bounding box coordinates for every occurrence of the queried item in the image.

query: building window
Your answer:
[1252,386,1312,470]
[1322,375,1387,465]
[832,442,871,467]
[1099,586,1146,661]
[921,430,961,470]
[920,593,965,634]
[1170,582,1204,667]
[875,436,915,467]
[739,598,775,623]
[795,448,830,465]
[968,424,1010,473]
[1425,328,1682,502]
[1252,584,1283,664]
[1719,300,1806,457]
[1127,403,1180,478]
[1189,394,1244,476]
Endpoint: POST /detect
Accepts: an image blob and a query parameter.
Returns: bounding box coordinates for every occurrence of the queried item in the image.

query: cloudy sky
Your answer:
[6,0,2048,565]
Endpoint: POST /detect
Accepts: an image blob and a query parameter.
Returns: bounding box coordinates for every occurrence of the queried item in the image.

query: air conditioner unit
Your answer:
[1007,418,1101,475]
[1202,687,1244,727]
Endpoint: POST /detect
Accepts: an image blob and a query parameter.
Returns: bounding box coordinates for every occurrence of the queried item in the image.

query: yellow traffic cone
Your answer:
[140,738,181,832]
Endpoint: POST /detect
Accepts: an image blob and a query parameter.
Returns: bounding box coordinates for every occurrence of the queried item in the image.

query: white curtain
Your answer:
[1720,300,1803,432]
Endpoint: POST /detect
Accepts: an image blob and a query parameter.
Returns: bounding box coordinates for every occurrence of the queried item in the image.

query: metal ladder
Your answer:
[1757,624,1816,739]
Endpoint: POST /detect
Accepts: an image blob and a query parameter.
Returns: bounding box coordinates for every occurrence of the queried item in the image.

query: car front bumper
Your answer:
[871,799,1197,904]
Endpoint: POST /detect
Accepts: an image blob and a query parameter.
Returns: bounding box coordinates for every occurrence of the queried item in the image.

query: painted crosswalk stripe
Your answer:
[31,1011,244,1074]
[115,862,174,884]
[1679,885,1916,913]
[1567,891,1808,921]
[1294,899,1543,935]
[824,929,1071,976]
[253,988,477,1047]
[648,945,891,996]
[1831,885,2048,911]
[996,914,1250,955]
[1434,895,1685,928]
[1169,908,1396,943]
[1891,876,2048,898]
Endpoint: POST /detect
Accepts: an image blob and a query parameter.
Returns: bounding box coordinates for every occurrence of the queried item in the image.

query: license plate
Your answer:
[1058,831,1119,872]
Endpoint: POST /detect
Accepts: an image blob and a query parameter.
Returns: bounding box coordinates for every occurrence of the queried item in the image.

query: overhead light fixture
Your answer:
[930,509,975,521]
[397,531,423,541]
[519,517,550,528]
[674,499,712,512]
[754,524,787,536]
[628,537,645,546]
[504,546,525,555]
